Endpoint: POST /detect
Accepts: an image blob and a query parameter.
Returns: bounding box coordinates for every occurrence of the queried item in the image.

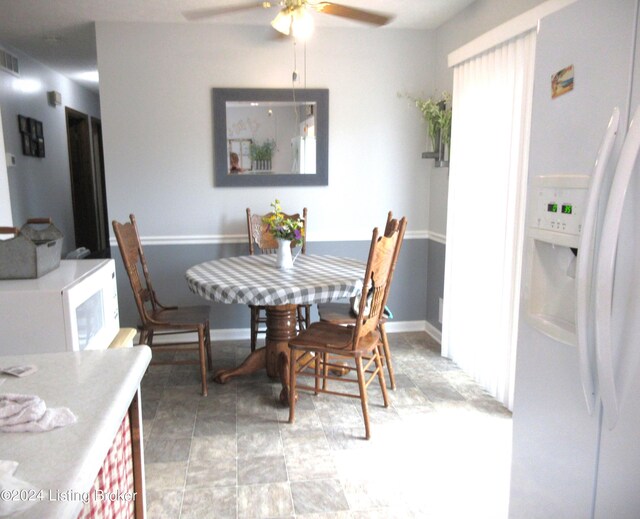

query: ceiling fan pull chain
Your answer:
[291,38,301,127]
[292,38,298,83]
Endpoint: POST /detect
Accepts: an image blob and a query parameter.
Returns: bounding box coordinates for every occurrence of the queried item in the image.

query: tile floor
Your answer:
[141,332,513,519]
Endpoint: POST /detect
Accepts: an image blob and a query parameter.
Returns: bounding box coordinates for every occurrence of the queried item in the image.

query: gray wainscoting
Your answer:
[111,239,428,333]
[426,238,446,333]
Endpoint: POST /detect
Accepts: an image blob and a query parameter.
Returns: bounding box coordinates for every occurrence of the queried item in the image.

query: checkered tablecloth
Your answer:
[186,254,365,306]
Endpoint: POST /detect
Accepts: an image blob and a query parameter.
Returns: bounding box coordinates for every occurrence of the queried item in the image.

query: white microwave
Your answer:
[0,259,120,355]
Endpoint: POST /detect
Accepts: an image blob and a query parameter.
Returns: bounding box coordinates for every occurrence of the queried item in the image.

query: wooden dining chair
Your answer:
[112,214,213,396]
[288,217,407,440]
[246,207,309,351]
[316,212,406,389]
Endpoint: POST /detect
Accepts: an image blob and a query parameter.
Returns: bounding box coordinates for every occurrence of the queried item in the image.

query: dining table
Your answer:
[185,253,365,402]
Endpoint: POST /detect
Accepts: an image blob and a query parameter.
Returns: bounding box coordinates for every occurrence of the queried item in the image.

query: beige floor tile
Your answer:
[145,461,188,490]
[181,486,237,519]
[285,449,338,481]
[290,479,349,515]
[237,482,294,518]
[142,332,512,519]
[145,488,183,519]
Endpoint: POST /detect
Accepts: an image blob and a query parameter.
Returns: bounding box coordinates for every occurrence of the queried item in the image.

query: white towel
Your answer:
[0,460,38,517]
[0,393,77,433]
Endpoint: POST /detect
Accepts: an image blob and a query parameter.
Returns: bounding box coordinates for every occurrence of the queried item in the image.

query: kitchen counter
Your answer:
[0,346,151,518]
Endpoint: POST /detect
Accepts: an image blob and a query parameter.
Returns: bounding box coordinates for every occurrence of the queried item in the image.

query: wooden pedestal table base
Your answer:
[186,255,367,397]
[213,304,298,389]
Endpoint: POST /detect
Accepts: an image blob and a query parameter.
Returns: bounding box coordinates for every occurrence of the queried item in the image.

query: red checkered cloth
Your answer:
[77,413,135,519]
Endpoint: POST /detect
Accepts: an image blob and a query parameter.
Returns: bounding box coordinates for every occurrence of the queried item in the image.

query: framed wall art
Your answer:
[17,115,45,158]
[18,115,28,133]
[21,133,31,155]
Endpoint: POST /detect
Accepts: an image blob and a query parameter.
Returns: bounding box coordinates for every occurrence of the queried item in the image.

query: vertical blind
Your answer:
[442,29,537,410]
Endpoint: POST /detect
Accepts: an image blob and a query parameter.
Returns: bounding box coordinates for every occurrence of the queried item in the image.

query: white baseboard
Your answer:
[137,320,442,344]
[384,319,442,343]
[210,328,251,341]
[383,320,427,333]
[424,321,442,343]
[136,328,249,344]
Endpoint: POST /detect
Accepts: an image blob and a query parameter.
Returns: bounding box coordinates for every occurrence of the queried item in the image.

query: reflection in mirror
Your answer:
[212,88,328,187]
[226,101,316,175]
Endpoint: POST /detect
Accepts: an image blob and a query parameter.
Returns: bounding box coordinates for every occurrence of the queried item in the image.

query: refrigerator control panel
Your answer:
[530,174,590,243]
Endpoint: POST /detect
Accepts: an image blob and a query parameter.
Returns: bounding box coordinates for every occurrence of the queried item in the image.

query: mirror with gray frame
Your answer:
[212,88,329,187]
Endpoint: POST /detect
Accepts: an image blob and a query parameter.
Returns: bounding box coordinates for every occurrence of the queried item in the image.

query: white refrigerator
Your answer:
[509,0,640,517]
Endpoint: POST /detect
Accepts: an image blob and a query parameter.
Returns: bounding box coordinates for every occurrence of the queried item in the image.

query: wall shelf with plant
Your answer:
[403,92,452,168]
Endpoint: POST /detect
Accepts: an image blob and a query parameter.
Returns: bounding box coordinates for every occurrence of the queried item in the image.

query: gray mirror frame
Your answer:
[212,88,329,187]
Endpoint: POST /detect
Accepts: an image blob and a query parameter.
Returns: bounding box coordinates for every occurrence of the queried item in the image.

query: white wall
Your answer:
[96,22,435,241]
[0,44,101,252]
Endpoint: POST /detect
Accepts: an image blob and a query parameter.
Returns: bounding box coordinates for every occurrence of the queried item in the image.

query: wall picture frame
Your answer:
[36,138,45,158]
[18,115,28,133]
[21,133,32,156]
[17,115,45,158]
[28,118,37,139]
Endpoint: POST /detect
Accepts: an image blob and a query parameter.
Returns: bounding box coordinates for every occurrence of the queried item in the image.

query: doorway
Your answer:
[66,108,109,258]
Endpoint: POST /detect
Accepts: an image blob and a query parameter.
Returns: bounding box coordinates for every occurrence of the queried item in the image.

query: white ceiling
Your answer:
[0,0,475,92]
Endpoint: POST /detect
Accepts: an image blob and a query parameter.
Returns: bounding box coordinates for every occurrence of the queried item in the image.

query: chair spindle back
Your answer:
[352,217,407,349]
[112,214,158,324]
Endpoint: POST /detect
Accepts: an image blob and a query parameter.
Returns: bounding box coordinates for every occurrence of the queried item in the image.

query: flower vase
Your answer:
[276,238,293,269]
[435,131,449,168]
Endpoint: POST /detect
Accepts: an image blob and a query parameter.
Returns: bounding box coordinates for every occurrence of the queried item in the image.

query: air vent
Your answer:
[0,48,20,76]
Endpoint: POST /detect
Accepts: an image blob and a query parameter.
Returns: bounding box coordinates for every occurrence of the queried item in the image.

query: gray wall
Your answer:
[0,43,101,253]
[426,239,446,331]
[96,23,435,239]
[97,22,435,333]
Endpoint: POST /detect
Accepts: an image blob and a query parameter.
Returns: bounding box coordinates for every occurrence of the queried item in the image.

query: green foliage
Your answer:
[250,140,276,161]
[402,92,452,150]
[262,199,305,244]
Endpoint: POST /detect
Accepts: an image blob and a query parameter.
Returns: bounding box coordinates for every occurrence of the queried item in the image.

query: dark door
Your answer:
[66,108,109,258]
[90,117,109,254]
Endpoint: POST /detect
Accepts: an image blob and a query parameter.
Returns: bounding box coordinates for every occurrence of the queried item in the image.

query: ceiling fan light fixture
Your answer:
[271,10,292,35]
[291,7,314,40]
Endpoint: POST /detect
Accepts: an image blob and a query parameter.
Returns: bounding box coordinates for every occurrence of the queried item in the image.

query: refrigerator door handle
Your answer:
[576,107,620,415]
[595,104,640,430]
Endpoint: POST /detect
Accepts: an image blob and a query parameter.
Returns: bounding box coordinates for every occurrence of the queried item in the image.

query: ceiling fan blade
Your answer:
[183,2,273,21]
[314,2,394,26]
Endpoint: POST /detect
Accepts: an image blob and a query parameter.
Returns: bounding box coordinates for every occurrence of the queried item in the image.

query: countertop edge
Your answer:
[1,346,152,519]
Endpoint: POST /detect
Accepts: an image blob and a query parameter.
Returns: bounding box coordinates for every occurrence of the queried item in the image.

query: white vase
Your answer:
[276,238,293,269]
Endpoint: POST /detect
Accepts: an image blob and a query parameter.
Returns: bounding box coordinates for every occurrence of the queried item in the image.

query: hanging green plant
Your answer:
[401,91,452,152]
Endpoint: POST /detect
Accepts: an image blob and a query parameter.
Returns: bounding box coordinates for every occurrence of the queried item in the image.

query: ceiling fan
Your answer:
[183,1,394,40]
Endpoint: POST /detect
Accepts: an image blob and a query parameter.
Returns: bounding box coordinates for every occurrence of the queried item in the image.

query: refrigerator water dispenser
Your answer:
[525,174,590,345]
